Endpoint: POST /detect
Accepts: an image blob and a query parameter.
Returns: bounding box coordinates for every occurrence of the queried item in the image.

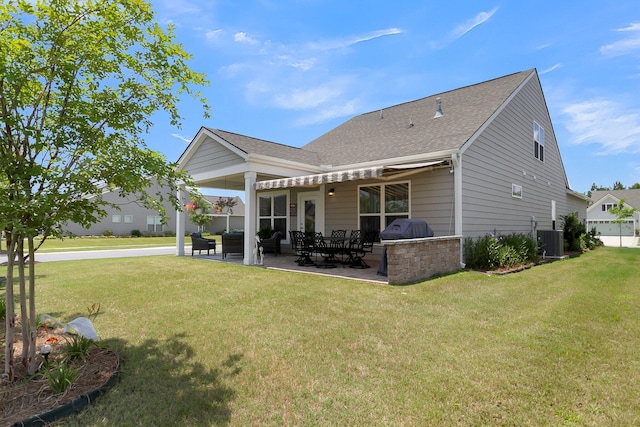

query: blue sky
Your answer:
[145,0,640,195]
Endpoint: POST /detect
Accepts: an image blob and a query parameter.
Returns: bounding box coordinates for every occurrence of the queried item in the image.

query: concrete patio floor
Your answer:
[191,250,388,284]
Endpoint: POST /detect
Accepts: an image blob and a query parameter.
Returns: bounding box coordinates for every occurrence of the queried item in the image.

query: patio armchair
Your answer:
[347,230,378,269]
[290,230,315,266]
[313,232,338,269]
[259,231,282,255]
[222,232,244,259]
[190,232,216,256]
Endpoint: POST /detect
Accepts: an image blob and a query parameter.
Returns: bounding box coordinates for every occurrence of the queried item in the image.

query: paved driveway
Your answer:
[0,246,177,264]
[599,236,639,248]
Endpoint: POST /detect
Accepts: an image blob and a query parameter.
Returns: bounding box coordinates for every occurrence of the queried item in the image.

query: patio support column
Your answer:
[452,153,464,267]
[175,184,186,256]
[243,171,257,265]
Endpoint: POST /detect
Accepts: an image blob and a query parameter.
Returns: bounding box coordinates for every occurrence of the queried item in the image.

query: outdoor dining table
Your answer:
[321,235,348,265]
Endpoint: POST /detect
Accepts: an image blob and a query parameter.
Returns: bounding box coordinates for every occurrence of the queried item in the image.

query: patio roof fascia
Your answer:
[177,127,250,170]
[256,166,385,190]
[254,161,450,190]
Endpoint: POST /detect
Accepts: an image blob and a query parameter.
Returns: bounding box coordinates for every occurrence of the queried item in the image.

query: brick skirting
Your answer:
[383,236,462,285]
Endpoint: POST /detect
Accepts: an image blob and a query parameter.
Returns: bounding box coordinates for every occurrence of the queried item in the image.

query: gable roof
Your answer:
[204,128,322,165]
[590,189,640,210]
[302,69,534,167]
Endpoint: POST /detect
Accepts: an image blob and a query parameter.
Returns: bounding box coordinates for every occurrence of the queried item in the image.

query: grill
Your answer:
[378,219,434,276]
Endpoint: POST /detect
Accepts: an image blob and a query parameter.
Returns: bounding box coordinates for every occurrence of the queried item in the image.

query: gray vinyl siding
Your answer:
[323,168,454,237]
[64,180,206,236]
[183,136,245,177]
[461,77,585,239]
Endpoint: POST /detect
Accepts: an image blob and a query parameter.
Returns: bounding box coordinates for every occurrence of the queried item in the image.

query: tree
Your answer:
[630,183,640,189]
[1,0,209,379]
[608,198,637,248]
[612,181,625,190]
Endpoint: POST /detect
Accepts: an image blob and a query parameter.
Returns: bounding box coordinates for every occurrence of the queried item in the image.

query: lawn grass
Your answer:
[4,247,640,425]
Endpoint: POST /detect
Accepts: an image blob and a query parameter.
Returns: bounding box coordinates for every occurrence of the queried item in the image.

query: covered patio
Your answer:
[189,250,388,284]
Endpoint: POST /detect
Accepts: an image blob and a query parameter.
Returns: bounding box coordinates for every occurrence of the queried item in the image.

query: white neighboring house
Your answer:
[587,190,640,237]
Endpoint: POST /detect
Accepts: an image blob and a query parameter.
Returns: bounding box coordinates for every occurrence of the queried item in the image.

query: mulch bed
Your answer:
[1,319,120,426]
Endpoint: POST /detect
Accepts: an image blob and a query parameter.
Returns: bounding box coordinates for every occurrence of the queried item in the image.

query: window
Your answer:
[258,193,288,238]
[124,215,133,224]
[358,182,409,233]
[602,203,617,211]
[147,216,163,232]
[533,121,544,161]
[512,184,523,199]
[111,215,121,223]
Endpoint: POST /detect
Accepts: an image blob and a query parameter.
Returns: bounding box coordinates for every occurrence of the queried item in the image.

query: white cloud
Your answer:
[540,64,561,74]
[205,29,224,42]
[294,100,360,126]
[600,22,640,56]
[171,133,192,143]
[430,8,498,49]
[274,86,342,110]
[450,8,498,41]
[308,28,403,51]
[562,98,640,154]
[234,32,259,45]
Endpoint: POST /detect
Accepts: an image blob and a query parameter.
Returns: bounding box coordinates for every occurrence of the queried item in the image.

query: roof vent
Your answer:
[434,97,444,118]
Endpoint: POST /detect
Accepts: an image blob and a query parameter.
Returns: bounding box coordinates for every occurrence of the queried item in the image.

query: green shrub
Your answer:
[65,334,95,361]
[561,212,586,252]
[42,358,82,393]
[164,230,175,237]
[464,232,539,270]
[0,296,6,320]
[257,225,274,239]
[102,229,113,237]
[131,229,142,237]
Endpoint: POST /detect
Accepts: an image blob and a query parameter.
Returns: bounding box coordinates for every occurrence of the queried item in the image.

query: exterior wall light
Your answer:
[328,188,335,196]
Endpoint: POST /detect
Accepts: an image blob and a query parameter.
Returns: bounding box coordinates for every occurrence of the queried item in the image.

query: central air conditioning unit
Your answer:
[537,230,564,258]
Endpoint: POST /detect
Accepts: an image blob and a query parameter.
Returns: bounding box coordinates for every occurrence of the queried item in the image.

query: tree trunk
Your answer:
[28,236,38,375]
[18,238,29,367]
[4,231,16,381]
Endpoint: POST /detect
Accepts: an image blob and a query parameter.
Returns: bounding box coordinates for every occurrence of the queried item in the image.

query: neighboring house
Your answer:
[201,195,245,234]
[587,190,640,237]
[64,179,244,236]
[175,69,587,265]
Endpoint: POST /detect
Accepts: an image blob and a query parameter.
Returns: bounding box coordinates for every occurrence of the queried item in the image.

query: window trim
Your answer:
[512,184,523,199]
[533,121,544,162]
[146,215,163,233]
[257,191,290,242]
[357,180,410,233]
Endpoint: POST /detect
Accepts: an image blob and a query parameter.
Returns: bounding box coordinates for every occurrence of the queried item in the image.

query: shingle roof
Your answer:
[590,189,640,210]
[205,128,322,165]
[303,69,534,166]
[204,69,534,168]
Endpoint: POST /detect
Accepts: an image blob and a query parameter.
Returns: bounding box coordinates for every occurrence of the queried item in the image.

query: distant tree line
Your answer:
[587,182,640,198]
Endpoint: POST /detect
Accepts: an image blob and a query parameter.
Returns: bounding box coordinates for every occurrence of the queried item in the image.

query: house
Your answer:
[587,190,640,237]
[201,195,245,234]
[63,179,244,237]
[175,69,587,270]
